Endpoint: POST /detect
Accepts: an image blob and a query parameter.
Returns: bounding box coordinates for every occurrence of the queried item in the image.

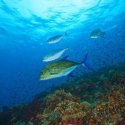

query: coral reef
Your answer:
[21,99,42,124]
[42,90,89,124]
[0,67,125,125]
[13,121,33,125]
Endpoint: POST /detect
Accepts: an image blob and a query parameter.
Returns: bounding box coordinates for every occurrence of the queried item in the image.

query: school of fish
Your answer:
[39,28,105,80]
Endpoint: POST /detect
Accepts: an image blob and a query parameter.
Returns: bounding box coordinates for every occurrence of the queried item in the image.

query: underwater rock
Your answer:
[13,121,33,125]
[118,119,125,125]
[1,69,125,125]
[99,74,108,81]
[81,101,92,108]
[21,100,42,125]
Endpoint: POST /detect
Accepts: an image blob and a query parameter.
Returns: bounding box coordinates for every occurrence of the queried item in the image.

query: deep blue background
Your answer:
[0,0,125,110]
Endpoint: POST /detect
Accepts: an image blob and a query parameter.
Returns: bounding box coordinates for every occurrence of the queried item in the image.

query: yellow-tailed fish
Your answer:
[39,53,91,80]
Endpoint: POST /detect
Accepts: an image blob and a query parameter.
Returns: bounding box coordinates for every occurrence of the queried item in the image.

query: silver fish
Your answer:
[43,48,68,62]
[39,54,90,80]
[90,28,105,39]
[47,33,67,44]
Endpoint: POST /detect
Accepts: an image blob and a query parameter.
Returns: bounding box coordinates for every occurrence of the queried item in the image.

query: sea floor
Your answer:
[0,65,125,125]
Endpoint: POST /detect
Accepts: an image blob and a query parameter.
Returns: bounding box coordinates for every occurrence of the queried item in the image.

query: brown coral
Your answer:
[1,68,125,125]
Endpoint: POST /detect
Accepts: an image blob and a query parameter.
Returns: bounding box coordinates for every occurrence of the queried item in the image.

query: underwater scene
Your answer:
[0,0,125,125]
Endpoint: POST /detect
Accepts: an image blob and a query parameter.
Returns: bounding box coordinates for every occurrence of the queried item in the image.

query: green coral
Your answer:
[42,111,60,125]
[42,90,77,124]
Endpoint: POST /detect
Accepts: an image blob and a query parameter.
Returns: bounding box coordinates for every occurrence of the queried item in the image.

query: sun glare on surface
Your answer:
[26,0,99,19]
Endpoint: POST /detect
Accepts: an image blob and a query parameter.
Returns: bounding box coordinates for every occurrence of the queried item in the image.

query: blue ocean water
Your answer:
[0,0,125,111]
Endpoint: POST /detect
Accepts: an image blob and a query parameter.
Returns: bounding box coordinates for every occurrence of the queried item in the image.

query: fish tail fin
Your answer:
[81,53,95,72]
